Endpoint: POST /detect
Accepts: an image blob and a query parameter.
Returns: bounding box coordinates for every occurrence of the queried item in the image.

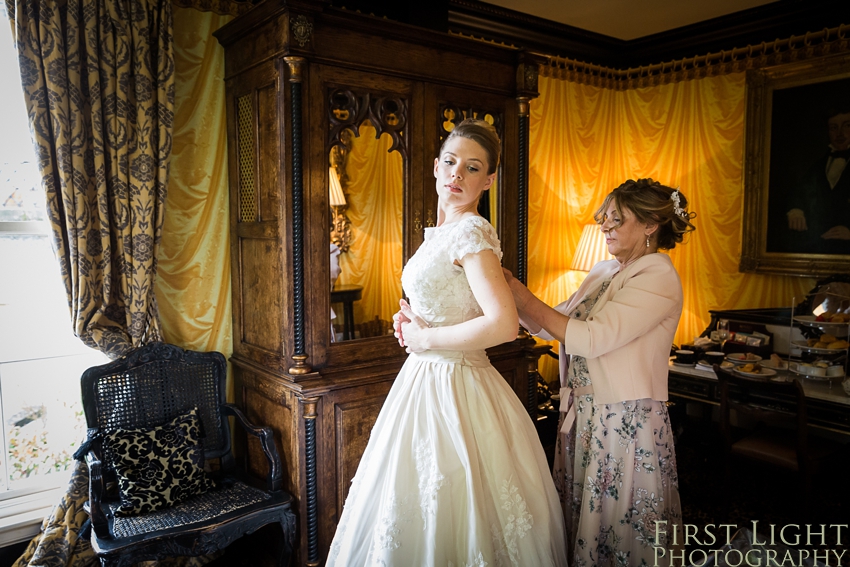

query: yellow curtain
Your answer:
[529,73,814,382]
[156,7,233,383]
[336,122,404,332]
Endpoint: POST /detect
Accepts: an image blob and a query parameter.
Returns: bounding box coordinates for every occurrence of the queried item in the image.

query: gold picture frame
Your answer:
[741,53,850,276]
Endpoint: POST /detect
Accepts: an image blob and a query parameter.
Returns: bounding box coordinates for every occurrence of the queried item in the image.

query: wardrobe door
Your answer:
[306,64,419,369]
[226,60,291,374]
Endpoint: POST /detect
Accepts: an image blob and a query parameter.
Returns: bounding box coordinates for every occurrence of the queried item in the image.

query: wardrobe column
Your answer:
[516,96,530,287]
[284,56,312,376]
[300,396,321,566]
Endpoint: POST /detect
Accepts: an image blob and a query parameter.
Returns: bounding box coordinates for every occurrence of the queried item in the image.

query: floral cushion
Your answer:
[102,408,215,516]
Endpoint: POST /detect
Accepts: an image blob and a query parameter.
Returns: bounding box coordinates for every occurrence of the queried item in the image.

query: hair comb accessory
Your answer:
[670,188,687,218]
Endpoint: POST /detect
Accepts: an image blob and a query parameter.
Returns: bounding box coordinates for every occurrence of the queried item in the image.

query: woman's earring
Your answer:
[646,237,650,248]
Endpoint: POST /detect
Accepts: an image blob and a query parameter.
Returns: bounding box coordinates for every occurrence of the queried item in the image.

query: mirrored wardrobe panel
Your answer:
[326,87,407,343]
[329,122,403,342]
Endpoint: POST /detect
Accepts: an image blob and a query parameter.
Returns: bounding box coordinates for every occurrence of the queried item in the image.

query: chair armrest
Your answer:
[84,450,110,539]
[221,404,283,492]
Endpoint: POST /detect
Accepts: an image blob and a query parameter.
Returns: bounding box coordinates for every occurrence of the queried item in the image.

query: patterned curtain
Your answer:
[5,0,176,564]
[6,0,173,359]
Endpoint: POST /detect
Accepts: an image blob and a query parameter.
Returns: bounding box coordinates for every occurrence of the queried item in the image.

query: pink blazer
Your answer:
[524,253,683,405]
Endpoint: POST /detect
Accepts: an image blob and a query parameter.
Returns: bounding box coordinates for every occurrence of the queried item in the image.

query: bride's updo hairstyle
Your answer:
[439,119,501,175]
[593,178,696,250]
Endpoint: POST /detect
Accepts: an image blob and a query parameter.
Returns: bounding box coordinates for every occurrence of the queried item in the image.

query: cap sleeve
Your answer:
[448,216,502,263]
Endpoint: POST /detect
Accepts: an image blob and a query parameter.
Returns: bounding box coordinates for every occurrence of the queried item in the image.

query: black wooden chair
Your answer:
[79,342,296,567]
[713,363,843,519]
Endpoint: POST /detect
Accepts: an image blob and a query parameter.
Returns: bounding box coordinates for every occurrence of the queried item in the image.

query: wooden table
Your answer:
[668,361,850,436]
[330,284,363,340]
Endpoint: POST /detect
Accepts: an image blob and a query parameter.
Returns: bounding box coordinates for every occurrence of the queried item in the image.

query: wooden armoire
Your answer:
[214,2,547,564]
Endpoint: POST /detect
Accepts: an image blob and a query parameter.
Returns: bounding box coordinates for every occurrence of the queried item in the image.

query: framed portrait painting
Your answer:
[741,53,850,276]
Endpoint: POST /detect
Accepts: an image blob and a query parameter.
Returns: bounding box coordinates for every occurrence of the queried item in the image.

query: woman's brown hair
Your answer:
[439,119,501,175]
[593,178,696,250]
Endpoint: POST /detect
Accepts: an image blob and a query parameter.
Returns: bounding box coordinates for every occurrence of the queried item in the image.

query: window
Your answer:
[0,7,108,544]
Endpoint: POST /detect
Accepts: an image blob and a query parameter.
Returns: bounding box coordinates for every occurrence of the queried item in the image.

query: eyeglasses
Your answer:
[599,214,622,230]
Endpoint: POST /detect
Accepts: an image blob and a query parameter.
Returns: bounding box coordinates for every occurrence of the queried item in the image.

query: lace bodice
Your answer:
[401,216,502,329]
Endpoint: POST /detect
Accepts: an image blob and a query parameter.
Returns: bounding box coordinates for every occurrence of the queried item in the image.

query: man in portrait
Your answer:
[783,106,850,255]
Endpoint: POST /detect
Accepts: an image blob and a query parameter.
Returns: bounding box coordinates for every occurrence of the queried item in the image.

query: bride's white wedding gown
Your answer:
[327,216,568,567]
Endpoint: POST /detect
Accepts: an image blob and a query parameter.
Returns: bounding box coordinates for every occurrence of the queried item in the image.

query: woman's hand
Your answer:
[392,304,411,347]
[398,299,432,353]
[502,267,568,340]
[502,268,532,311]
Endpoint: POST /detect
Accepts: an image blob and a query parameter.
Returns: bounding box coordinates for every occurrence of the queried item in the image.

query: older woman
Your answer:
[504,178,695,566]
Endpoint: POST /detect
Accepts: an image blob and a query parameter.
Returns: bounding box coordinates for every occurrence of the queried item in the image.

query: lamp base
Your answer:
[330,205,351,252]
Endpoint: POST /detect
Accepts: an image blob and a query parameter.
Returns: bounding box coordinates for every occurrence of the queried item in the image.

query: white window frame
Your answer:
[0,220,105,545]
[1,7,105,544]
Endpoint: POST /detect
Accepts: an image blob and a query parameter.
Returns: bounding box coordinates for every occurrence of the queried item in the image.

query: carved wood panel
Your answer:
[438,103,504,143]
[328,87,408,159]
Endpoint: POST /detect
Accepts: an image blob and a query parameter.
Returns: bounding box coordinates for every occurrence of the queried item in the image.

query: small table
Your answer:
[331,284,363,340]
[668,361,850,436]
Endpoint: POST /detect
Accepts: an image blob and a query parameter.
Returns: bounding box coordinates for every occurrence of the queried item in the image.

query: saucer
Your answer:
[696,361,733,371]
[726,353,763,364]
[733,367,777,378]
[760,358,789,370]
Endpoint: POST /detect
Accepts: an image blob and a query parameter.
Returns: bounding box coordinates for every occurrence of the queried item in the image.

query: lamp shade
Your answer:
[570,224,612,271]
[329,167,346,207]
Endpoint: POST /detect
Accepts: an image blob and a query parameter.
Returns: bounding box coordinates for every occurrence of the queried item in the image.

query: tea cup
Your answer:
[704,351,725,366]
[674,349,696,365]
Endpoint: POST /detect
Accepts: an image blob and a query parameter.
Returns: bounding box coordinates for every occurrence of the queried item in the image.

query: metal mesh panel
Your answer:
[110,481,270,538]
[237,94,256,222]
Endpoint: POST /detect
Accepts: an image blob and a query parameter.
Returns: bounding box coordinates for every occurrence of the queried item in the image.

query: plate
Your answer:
[760,358,789,370]
[733,367,777,378]
[672,361,695,367]
[696,361,734,371]
[789,366,833,381]
[791,339,847,354]
[793,315,850,329]
[726,353,763,364]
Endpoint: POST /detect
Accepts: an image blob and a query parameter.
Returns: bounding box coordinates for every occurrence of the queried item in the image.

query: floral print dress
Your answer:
[553,279,682,567]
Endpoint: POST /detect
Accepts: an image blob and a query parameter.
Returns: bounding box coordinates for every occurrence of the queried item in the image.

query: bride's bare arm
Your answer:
[501,268,544,335]
[502,269,570,342]
[400,250,518,352]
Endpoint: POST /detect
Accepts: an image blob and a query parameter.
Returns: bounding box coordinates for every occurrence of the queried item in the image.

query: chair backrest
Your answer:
[712,364,807,460]
[81,342,231,473]
[357,316,392,338]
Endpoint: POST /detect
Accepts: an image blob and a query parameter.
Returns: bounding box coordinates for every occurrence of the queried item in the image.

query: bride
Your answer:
[326,119,567,567]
